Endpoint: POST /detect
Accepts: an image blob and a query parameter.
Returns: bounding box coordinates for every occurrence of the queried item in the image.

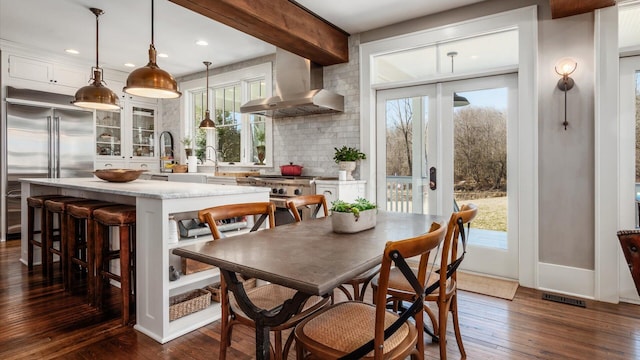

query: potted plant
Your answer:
[333,146,366,180]
[330,198,377,233]
[182,136,193,157]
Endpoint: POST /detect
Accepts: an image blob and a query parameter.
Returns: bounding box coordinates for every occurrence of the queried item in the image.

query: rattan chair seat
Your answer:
[230,283,327,323]
[299,301,412,357]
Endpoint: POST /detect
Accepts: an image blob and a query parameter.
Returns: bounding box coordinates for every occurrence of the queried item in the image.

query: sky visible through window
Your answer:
[456,87,508,111]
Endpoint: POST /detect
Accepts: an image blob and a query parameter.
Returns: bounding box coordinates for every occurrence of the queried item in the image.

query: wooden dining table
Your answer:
[173,211,442,360]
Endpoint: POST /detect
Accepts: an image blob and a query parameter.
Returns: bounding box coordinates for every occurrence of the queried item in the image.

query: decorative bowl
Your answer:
[93,169,147,182]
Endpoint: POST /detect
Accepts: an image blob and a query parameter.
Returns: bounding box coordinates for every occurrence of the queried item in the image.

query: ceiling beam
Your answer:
[549,0,616,19]
[168,0,349,65]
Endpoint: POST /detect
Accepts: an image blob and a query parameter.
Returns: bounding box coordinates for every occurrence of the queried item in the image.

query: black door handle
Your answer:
[429,167,437,190]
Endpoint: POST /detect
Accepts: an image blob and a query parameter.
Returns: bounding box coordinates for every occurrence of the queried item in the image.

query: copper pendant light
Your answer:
[199,61,215,129]
[124,0,181,99]
[72,8,120,110]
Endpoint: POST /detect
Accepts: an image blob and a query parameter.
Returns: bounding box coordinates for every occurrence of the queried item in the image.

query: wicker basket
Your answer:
[205,277,257,303]
[172,164,188,173]
[169,289,211,321]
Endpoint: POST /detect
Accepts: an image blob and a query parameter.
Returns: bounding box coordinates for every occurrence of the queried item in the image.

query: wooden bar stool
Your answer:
[66,200,118,303]
[93,204,136,325]
[43,196,86,285]
[26,194,65,275]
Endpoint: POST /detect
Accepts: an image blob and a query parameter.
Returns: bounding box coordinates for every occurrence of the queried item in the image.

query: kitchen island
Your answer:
[20,177,270,343]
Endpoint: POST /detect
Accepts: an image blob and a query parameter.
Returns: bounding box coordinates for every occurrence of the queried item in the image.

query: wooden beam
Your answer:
[168,0,349,65]
[550,0,616,19]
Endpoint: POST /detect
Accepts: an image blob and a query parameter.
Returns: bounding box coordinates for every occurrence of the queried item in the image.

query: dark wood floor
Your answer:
[3,239,640,359]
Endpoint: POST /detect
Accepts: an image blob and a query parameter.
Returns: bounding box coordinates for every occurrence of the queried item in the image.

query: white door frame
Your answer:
[360,6,538,285]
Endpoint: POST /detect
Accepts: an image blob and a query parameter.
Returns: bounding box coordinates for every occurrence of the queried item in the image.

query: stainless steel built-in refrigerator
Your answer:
[3,86,94,239]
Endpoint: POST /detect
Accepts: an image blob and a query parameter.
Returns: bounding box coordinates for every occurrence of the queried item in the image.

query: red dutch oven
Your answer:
[280,162,303,176]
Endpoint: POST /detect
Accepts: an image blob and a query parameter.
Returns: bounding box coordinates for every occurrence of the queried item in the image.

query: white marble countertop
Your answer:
[314,179,366,184]
[20,177,270,200]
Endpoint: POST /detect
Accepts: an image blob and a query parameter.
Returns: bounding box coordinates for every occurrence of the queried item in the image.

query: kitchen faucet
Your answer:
[204,145,219,174]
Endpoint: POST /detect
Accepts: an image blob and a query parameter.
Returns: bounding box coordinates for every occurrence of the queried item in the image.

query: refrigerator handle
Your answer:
[54,116,61,178]
[47,116,53,178]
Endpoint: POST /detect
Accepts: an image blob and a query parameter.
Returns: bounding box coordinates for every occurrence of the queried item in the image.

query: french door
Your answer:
[376,74,518,279]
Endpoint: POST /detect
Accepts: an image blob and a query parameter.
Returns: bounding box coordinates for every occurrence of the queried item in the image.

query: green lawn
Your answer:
[459,196,507,232]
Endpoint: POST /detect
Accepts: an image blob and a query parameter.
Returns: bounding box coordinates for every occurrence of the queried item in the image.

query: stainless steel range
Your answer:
[236,175,318,225]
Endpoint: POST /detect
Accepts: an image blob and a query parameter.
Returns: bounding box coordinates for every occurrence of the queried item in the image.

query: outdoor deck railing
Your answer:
[386,176,413,212]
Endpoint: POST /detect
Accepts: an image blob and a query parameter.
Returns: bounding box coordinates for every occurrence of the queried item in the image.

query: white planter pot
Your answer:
[331,209,377,233]
[338,161,357,180]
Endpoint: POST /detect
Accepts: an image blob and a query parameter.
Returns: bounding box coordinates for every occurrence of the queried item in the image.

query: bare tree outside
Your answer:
[386,98,414,176]
[454,107,507,192]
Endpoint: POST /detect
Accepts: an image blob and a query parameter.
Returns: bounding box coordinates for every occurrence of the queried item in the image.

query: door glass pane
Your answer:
[384,96,428,213]
[620,3,640,49]
[453,88,508,249]
[373,46,437,84]
[438,30,518,74]
[371,29,518,85]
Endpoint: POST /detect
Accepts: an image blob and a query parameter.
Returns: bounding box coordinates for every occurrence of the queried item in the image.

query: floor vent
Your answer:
[542,293,586,308]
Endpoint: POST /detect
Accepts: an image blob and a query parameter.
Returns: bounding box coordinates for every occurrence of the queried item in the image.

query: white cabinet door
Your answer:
[8,55,87,88]
[316,181,367,207]
[54,65,88,88]
[8,55,52,83]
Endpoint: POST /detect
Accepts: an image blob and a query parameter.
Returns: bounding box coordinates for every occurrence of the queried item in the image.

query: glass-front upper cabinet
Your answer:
[96,109,123,157]
[95,102,157,162]
[130,105,156,159]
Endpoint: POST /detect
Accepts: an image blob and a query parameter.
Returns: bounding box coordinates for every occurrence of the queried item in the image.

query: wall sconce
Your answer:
[555,57,577,130]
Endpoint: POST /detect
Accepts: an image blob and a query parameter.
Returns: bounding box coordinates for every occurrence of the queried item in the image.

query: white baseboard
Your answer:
[538,262,594,299]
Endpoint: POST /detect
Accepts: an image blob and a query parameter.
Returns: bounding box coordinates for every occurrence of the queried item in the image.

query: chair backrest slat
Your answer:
[198,202,275,239]
[285,195,329,222]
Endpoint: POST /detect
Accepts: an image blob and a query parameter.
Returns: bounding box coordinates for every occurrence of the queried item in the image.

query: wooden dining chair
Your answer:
[617,230,640,296]
[294,219,447,359]
[198,202,329,360]
[286,194,380,302]
[371,203,478,360]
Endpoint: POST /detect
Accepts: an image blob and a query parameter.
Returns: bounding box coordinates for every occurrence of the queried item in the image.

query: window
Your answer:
[183,63,272,167]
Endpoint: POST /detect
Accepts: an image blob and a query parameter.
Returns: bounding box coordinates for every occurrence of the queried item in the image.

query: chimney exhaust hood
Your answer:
[240,48,344,118]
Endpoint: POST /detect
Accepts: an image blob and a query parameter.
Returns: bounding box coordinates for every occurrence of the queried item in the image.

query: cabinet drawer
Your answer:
[94,160,126,170]
[316,185,338,205]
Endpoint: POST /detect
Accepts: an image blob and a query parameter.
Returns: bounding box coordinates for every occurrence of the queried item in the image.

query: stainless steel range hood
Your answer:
[240,48,344,118]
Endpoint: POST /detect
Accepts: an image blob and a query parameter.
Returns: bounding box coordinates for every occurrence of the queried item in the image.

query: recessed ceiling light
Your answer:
[124,63,136,67]
[195,40,208,46]
[65,49,79,55]
[158,53,169,58]
[471,55,479,59]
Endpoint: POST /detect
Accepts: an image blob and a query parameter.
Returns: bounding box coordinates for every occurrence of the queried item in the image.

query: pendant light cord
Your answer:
[205,63,210,112]
[95,12,99,69]
[151,0,155,47]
